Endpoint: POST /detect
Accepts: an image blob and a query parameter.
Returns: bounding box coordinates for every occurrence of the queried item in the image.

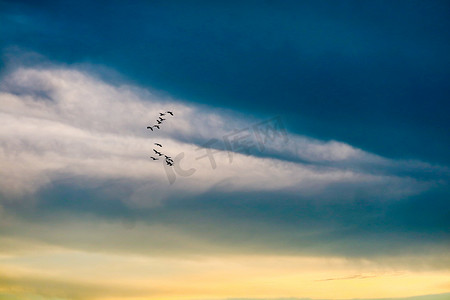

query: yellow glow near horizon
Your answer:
[0,250,449,300]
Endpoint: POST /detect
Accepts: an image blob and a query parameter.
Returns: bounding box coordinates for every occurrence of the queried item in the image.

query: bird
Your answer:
[146,126,153,131]
[154,143,162,147]
[150,156,158,160]
[158,117,165,121]
[153,125,160,129]
[159,113,165,116]
[156,120,162,124]
[153,149,160,155]
[166,111,174,116]
[166,161,173,166]
[164,155,172,160]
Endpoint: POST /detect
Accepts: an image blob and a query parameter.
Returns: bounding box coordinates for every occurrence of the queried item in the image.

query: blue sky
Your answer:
[0,1,449,299]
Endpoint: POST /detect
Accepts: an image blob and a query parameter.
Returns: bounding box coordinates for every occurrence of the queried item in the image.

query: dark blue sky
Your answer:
[2,0,449,164]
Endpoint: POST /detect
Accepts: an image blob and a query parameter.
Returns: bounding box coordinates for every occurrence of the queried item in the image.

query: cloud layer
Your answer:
[0,65,448,259]
[0,63,449,300]
[0,66,442,200]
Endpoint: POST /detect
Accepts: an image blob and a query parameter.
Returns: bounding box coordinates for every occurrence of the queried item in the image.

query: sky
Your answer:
[0,1,449,299]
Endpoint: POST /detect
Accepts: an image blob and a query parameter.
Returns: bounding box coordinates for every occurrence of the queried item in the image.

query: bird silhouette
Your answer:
[146,126,153,131]
[164,155,172,160]
[150,156,158,160]
[159,113,165,116]
[166,160,173,166]
[156,120,162,124]
[153,125,160,129]
[166,111,174,116]
[158,117,165,121]
[154,143,162,147]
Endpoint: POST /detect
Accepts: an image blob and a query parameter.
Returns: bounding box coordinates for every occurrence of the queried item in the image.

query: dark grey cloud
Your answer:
[1,178,448,270]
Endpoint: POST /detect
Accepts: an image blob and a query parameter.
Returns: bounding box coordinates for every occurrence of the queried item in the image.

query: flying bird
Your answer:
[166,111,174,116]
[166,161,173,166]
[158,117,165,121]
[153,125,160,129]
[156,120,162,124]
[146,126,153,131]
[159,113,165,116]
[150,157,158,160]
[154,143,162,147]
[164,155,172,160]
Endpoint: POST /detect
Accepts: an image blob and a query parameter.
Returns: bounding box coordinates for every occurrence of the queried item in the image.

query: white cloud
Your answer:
[0,66,437,203]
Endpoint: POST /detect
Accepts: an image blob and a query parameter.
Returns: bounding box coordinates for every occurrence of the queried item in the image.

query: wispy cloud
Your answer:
[315,273,379,281]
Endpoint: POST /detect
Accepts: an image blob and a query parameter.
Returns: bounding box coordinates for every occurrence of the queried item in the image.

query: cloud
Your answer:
[315,273,379,281]
[0,63,448,267]
[0,66,443,201]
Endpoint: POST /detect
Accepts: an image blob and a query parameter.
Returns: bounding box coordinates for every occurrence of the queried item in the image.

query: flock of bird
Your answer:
[148,111,174,166]
[146,111,174,131]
